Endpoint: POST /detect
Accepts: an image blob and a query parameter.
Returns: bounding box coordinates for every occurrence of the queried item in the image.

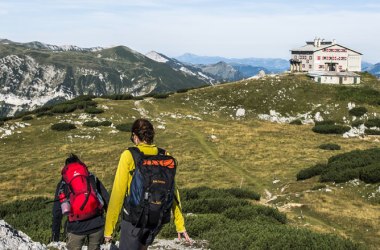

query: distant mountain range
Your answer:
[365,63,380,77]
[1,39,378,117]
[175,53,289,73]
[147,51,269,82]
[0,40,210,117]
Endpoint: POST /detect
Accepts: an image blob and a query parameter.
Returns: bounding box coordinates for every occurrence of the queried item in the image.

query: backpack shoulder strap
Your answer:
[157,147,166,155]
[128,147,143,171]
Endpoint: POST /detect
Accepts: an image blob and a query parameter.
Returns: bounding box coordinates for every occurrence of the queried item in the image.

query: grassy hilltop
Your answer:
[0,73,379,249]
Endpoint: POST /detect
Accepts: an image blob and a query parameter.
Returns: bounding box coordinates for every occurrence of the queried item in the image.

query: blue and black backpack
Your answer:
[123,147,177,230]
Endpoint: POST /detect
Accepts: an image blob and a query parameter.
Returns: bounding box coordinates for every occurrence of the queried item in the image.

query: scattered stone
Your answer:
[236,108,245,117]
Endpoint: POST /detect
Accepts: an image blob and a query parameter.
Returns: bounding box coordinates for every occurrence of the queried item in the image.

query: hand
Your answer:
[178,231,191,243]
[104,236,113,243]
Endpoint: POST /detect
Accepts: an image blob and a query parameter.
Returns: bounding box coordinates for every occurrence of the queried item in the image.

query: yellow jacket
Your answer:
[104,143,186,237]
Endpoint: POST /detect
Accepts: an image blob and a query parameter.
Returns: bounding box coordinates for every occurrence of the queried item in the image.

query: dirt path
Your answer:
[189,129,257,185]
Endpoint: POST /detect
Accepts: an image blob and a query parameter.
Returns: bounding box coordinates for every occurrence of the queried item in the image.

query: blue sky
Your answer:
[1,0,379,62]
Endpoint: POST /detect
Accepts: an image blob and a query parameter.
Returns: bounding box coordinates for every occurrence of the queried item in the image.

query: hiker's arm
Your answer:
[172,184,186,233]
[51,181,63,242]
[104,150,132,238]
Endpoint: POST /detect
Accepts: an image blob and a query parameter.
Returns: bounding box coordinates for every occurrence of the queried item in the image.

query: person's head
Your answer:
[130,119,155,145]
[65,153,82,165]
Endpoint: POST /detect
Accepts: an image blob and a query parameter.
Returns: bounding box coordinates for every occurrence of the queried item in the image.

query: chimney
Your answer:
[314,37,318,47]
[332,39,336,45]
[317,38,321,47]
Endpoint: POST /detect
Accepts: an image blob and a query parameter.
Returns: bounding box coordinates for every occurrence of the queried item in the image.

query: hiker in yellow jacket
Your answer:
[104,118,190,250]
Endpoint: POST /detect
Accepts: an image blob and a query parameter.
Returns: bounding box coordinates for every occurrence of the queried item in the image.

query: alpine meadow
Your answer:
[1,72,380,249]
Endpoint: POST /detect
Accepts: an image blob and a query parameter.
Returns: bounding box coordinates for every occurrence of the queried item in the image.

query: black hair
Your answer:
[65,153,82,165]
[131,119,155,144]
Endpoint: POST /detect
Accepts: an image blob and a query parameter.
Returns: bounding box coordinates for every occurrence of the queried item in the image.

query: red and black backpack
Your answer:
[61,159,104,222]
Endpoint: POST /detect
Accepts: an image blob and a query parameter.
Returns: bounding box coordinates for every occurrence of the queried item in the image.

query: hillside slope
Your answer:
[0,74,379,248]
[0,41,209,117]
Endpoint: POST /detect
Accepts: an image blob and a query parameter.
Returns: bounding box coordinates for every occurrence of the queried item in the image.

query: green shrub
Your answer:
[184,198,249,214]
[224,188,260,200]
[315,120,335,126]
[223,205,286,224]
[0,121,4,126]
[360,163,380,183]
[75,100,97,109]
[311,184,327,190]
[0,198,57,243]
[51,104,77,113]
[176,88,189,93]
[312,124,350,134]
[365,129,380,135]
[298,148,380,184]
[0,189,359,249]
[320,168,361,183]
[319,143,341,150]
[296,163,326,180]
[21,115,33,121]
[84,107,104,114]
[103,94,134,100]
[364,118,380,128]
[289,119,302,125]
[83,121,100,127]
[99,120,112,126]
[336,86,380,105]
[51,122,76,131]
[348,107,367,117]
[36,112,54,117]
[115,123,132,132]
[351,120,363,128]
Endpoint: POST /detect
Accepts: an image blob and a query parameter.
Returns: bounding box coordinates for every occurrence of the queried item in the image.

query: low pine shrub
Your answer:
[104,94,134,100]
[83,121,100,127]
[315,120,335,126]
[51,104,77,114]
[351,120,363,128]
[84,107,104,114]
[115,123,133,132]
[365,118,380,128]
[160,187,358,250]
[75,100,97,109]
[51,122,76,131]
[176,88,189,93]
[99,120,112,126]
[311,184,327,190]
[348,107,368,117]
[312,124,350,134]
[36,112,54,117]
[320,168,361,183]
[365,129,380,135]
[22,115,33,121]
[296,163,326,180]
[319,143,341,150]
[360,163,380,183]
[290,119,302,125]
[298,148,380,184]
[0,188,360,249]
[0,198,56,243]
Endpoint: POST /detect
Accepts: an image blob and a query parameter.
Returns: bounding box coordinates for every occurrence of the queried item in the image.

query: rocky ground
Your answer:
[0,220,208,250]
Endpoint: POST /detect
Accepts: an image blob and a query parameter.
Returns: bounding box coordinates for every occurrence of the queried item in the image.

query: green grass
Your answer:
[0,74,380,248]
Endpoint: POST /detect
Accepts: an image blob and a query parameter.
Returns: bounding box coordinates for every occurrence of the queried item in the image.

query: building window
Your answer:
[309,56,312,60]
[302,64,305,68]
[309,65,312,69]
[317,56,321,60]
[319,65,324,69]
